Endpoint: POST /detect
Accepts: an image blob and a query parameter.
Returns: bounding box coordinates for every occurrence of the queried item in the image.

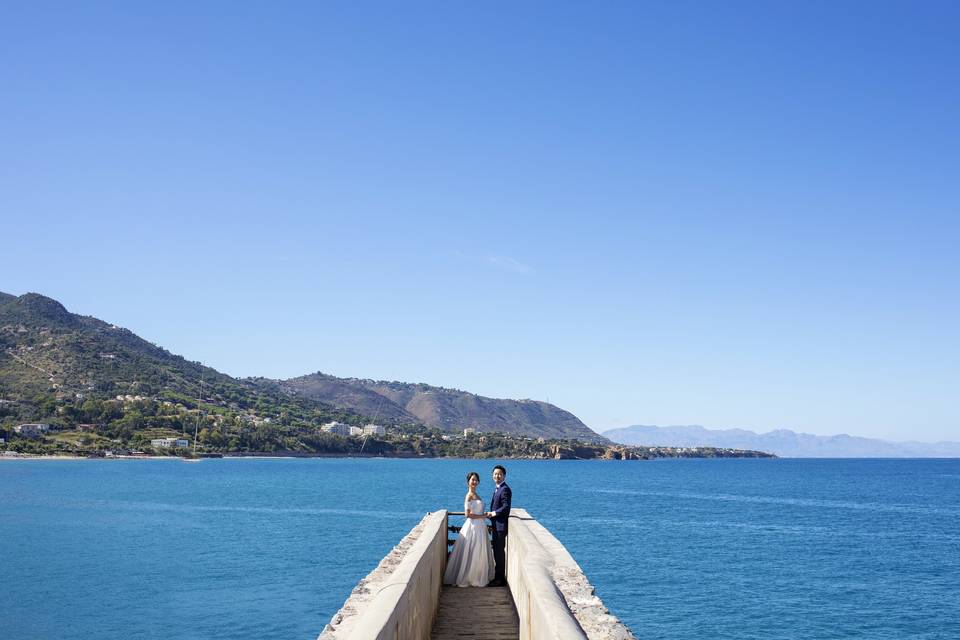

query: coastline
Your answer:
[0,450,777,461]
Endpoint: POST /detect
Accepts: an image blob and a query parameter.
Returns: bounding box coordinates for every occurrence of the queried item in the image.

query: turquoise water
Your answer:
[2,458,958,639]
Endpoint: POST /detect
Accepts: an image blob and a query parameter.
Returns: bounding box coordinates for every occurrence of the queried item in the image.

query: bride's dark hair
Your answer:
[466,471,480,484]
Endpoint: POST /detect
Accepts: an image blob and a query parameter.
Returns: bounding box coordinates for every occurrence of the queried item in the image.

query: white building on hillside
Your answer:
[349,426,364,436]
[15,424,51,437]
[321,421,351,436]
[363,424,386,436]
[151,438,189,448]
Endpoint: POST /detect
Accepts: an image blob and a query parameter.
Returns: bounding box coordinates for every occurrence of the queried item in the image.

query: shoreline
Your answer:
[5,454,955,462]
[1,451,777,461]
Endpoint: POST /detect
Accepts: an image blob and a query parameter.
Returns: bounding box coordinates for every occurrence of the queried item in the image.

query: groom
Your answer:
[485,464,511,587]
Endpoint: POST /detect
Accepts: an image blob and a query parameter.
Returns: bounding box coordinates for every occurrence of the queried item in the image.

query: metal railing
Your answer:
[446,511,464,549]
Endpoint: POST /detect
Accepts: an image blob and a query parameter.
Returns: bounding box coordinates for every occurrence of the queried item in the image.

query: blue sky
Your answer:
[2,2,958,441]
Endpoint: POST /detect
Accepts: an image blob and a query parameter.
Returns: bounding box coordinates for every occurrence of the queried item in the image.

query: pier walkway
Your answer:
[431,585,519,640]
[319,508,633,640]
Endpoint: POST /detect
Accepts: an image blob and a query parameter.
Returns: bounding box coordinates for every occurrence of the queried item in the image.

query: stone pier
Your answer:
[319,508,634,640]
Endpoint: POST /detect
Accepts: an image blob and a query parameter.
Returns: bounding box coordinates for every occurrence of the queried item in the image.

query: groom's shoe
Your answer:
[486,579,505,587]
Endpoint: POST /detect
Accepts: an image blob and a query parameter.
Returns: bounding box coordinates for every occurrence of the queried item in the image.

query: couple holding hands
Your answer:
[443,465,512,588]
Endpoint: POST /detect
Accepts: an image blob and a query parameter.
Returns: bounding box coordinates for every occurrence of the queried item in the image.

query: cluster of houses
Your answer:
[314,424,492,441]
[320,421,386,437]
[316,423,489,441]
[5,419,511,450]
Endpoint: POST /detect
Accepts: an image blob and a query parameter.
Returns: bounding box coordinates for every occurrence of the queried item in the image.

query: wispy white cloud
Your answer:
[485,255,533,275]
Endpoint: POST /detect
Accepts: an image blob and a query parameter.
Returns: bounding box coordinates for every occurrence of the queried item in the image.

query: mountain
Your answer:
[602,425,960,458]
[277,372,605,442]
[0,292,379,452]
[0,291,316,409]
[1,292,234,400]
[0,291,601,444]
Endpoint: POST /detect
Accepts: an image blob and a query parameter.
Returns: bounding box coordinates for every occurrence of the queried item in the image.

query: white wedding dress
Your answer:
[443,498,495,587]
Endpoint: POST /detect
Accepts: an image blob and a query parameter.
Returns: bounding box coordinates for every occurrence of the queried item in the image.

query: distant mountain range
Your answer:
[602,425,960,458]
[0,291,601,441]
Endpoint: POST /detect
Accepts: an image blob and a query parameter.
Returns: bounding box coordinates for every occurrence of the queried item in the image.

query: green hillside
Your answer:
[0,292,392,454]
[0,292,773,460]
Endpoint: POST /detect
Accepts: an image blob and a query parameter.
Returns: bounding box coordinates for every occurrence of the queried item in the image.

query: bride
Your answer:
[443,471,495,587]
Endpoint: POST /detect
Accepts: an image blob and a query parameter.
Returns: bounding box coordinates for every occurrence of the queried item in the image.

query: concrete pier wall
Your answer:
[318,510,448,640]
[507,508,634,640]
[320,508,634,640]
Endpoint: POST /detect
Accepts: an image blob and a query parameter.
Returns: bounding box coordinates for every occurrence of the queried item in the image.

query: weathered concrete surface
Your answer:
[507,508,635,640]
[319,510,448,640]
[431,585,519,639]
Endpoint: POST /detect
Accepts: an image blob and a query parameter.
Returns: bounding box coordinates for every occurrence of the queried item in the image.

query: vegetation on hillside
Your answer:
[0,292,774,460]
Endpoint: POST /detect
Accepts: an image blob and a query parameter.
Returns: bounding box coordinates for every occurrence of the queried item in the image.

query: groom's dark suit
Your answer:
[489,481,511,584]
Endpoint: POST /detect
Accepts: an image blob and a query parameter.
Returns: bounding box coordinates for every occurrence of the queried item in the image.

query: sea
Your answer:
[2,457,958,640]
